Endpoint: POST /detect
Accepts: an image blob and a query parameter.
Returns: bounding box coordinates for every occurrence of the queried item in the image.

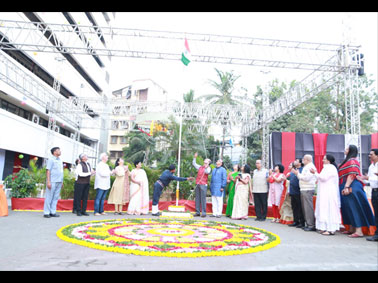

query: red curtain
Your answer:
[372,133,378,149]
[312,133,328,172]
[281,132,296,174]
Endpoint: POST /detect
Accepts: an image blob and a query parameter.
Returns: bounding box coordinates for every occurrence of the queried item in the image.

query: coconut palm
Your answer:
[200,68,241,105]
[198,68,242,158]
[123,127,156,165]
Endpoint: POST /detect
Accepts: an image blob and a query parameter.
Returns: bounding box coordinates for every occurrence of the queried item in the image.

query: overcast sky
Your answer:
[109,12,377,102]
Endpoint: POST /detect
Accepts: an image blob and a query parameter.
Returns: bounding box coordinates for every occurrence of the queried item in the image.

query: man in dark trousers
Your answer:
[289,158,305,228]
[151,164,194,216]
[357,148,378,241]
[74,153,94,216]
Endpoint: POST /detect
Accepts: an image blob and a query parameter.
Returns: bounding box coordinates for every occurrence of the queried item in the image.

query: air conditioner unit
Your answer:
[53,125,60,133]
[32,114,40,124]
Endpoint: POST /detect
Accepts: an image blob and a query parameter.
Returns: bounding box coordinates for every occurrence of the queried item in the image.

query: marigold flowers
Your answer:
[56,218,280,257]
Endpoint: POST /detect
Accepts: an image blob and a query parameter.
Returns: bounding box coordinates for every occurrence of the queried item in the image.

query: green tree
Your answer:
[123,126,156,165]
[199,68,244,158]
[249,74,377,155]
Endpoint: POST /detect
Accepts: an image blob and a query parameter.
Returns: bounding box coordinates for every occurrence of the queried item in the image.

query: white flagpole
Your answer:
[176,36,188,206]
[176,99,184,206]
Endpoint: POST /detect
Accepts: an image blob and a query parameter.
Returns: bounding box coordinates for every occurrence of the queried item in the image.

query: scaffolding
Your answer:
[0,18,364,167]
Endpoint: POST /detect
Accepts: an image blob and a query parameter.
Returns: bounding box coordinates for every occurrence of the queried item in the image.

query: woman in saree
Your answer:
[127,160,149,215]
[310,154,341,235]
[225,164,240,217]
[338,145,375,238]
[107,158,130,215]
[268,164,285,223]
[231,164,252,220]
[279,163,293,225]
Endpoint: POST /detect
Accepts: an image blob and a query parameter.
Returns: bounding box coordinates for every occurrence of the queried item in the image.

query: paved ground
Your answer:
[0,209,377,271]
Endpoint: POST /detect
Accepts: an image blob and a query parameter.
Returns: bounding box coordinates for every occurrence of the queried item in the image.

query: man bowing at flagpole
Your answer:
[151,164,194,216]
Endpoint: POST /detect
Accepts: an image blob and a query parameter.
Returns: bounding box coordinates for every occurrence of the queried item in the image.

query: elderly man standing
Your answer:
[293,154,317,231]
[210,159,227,218]
[94,153,111,216]
[192,152,212,217]
[251,160,269,221]
[74,153,95,216]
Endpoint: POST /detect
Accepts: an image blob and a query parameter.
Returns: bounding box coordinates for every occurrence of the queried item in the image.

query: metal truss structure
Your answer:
[0,18,364,166]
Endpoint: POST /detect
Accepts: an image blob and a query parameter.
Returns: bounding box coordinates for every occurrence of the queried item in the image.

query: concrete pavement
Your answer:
[0,209,377,271]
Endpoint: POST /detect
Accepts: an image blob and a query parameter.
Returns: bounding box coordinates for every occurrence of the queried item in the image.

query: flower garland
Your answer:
[56,218,280,258]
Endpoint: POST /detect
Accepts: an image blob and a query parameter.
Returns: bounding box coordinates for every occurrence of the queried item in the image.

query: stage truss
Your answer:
[0,18,364,166]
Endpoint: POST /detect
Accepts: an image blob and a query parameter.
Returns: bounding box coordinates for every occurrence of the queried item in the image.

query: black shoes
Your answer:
[366,236,378,241]
[44,213,60,218]
[194,213,206,217]
[303,227,316,231]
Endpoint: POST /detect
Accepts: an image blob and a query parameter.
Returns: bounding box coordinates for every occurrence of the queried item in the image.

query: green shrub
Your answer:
[4,168,37,198]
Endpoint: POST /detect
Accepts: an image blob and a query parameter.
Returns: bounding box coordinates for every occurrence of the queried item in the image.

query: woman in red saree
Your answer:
[338,145,375,238]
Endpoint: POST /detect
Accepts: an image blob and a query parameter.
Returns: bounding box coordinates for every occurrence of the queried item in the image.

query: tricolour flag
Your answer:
[181,38,191,66]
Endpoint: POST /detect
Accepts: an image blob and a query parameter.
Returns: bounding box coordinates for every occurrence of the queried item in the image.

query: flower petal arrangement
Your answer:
[56,218,280,257]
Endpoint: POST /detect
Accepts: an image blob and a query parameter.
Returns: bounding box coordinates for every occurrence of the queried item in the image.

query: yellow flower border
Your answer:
[56,218,281,258]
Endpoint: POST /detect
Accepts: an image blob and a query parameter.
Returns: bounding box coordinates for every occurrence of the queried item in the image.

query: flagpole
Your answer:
[176,99,183,206]
[176,36,189,206]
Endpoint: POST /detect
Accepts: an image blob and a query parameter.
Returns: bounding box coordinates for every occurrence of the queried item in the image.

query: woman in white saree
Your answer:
[127,160,149,215]
[310,154,341,235]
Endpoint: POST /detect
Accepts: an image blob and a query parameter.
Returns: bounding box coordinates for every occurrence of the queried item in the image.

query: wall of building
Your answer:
[0,12,115,180]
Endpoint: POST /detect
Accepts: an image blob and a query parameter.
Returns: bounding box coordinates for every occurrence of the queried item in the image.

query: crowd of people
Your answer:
[42,144,378,241]
[247,145,377,241]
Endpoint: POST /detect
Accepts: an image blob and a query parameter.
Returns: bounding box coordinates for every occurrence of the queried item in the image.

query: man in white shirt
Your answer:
[94,153,111,216]
[251,160,269,221]
[293,154,316,231]
[357,148,378,241]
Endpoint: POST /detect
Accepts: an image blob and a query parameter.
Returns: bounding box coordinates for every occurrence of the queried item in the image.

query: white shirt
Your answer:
[94,162,111,190]
[252,168,269,193]
[75,162,92,179]
[297,162,317,191]
[367,162,378,188]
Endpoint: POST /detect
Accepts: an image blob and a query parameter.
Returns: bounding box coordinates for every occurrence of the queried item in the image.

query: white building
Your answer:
[108,78,168,162]
[0,12,115,180]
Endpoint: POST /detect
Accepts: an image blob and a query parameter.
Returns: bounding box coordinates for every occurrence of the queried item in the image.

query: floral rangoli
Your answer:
[57,218,280,257]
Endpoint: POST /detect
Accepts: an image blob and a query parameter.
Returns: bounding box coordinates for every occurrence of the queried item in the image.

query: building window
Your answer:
[120,136,127,144]
[111,120,119,130]
[138,89,148,101]
[110,151,123,159]
[110,136,118,144]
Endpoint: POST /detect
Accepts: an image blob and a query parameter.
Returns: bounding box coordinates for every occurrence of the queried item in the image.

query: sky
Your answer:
[109,12,378,102]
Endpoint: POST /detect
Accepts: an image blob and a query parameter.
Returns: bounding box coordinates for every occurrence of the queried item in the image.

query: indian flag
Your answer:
[181,38,191,66]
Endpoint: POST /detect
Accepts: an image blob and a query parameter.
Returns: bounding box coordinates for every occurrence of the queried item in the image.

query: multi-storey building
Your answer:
[108,78,168,163]
[0,12,115,180]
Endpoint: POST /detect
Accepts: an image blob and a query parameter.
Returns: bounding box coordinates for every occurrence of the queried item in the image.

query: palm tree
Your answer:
[201,68,241,105]
[199,68,242,158]
[123,127,156,165]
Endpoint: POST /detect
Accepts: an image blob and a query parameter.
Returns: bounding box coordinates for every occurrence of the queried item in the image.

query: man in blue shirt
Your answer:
[43,147,64,218]
[210,159,227,218]
[151,164,194,216]
[289,158,305,228]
